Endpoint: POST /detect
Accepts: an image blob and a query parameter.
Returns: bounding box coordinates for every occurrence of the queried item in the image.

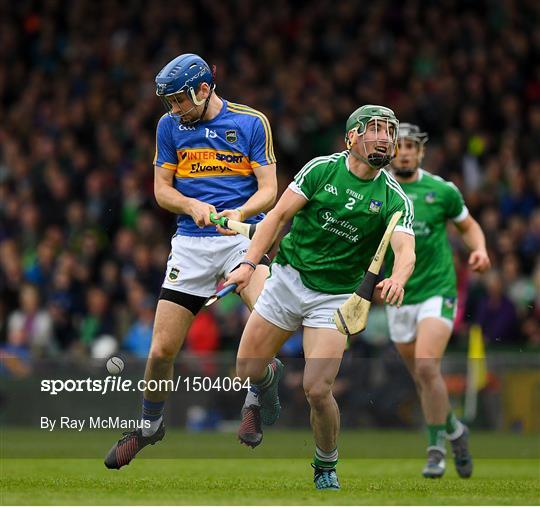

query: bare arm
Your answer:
[224,188,308,292]
[454,214,491,272]
[376,231,416,307]
[214,163,277,235]
[239,163,277,217]
[154,165,216,227]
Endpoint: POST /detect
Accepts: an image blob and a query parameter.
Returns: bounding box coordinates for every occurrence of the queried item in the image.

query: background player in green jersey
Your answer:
[386,123,491,479]
[225,105,416,490]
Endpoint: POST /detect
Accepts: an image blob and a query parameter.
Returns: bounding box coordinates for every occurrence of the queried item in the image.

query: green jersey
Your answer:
[274,151,414,294]
[385,168,468,305]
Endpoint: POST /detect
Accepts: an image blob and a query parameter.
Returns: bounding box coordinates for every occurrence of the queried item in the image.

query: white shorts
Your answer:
[385,295,457,344]
[162,234,251,298]
[254,263,351,331]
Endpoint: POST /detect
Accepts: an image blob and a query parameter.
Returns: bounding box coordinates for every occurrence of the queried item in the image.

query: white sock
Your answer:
[141,416,162,437]
[315,446,339,463]
[446,420,464,441]
[244,389,260,408]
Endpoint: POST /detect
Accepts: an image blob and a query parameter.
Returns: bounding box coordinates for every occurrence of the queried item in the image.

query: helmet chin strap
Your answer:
[197,87,214,122]
[394,167,417,178]
[181,85,215,125]
[350,148,392,169]
[368,152,393,168]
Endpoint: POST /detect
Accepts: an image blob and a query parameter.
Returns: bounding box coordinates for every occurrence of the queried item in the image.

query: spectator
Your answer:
[99,259,125,303]
[522,264,540,349]
[48,295,76,352]
[23,240,56,290]
[123,243,162,295]
[521,209,540,269]
[7,283,54,356]
[121,174,150,229]
[501,254,535,316]
[122,297,155,358]
[475,271,520,347]
[78,287,115,349]
[186,311,220,354]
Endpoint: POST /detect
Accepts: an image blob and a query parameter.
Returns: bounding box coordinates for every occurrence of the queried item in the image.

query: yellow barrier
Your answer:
[502,370,540,433]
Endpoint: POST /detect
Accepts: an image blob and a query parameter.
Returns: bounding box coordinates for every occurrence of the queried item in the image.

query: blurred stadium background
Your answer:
[1,0,539,444]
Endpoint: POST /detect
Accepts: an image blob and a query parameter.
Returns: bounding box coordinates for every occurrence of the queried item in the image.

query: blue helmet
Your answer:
[155,53,214,100]
[155,53,215,123]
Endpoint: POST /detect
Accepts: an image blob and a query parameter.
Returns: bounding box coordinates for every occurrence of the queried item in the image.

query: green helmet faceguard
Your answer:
[345,105,399,169]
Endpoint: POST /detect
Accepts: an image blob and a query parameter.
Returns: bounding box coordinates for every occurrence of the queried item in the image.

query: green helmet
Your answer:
[345,104,399,139]
[345,104,399,168]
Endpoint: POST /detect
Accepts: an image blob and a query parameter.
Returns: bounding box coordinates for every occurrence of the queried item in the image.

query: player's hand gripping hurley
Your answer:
[209,212,257,239]
[334,211,403,336]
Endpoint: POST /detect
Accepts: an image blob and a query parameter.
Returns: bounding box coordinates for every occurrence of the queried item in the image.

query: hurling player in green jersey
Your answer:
[386,123,491,479]
[224,105,416,490]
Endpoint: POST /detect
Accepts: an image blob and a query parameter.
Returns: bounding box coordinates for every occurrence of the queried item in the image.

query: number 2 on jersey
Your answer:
[345,197,355,210]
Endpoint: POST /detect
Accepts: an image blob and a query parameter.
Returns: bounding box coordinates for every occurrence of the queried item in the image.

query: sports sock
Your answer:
[446,411,464,440]
[142,416,162,437]
[251,363,274,393]
[427,424,447,451]
[313,446,338,468]
[141,398,164,437]
[243,386,260,407]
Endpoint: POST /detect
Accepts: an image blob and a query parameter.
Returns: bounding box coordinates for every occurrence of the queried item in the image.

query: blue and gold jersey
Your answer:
[153,100,276,236]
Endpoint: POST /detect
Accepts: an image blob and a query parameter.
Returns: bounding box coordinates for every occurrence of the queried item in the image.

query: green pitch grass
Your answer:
[1,429,539,505]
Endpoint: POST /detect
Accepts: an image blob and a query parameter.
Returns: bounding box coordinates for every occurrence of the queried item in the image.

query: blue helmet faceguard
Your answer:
[155,53,216,125]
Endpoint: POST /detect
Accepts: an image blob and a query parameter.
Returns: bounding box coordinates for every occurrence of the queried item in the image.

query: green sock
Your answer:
[313,446,338,468]
[427,424,446,449]
[446,411,459,434]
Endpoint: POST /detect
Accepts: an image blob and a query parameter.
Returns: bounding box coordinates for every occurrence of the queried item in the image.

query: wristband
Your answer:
[239,260,257,271]
[236,207,245,221]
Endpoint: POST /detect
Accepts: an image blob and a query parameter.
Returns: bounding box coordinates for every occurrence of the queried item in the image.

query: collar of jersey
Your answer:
[345,152,382,181]
[199,98,227,124]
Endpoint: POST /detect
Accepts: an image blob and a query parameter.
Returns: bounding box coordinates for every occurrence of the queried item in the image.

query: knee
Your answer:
[304,381,333,410]
[414,360,440,386]
[148,332,177,362]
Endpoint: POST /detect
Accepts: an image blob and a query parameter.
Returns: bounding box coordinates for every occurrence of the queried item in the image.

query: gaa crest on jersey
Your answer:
[441,296,457,320]
[167,266,180,283]
[225,129,237,143]
[425,192,437,204]
[324,183,338,195]
[178,124,196,131]
[443,296,456,308]
[368,199,382,213]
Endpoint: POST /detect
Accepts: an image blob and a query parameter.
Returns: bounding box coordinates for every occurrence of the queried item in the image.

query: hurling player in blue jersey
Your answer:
[104,54,277,469]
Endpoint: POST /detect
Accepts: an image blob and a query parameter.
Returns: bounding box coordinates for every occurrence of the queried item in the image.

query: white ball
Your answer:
[106,356,124,375]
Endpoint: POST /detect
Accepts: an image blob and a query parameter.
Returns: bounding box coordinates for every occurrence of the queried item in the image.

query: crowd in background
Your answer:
[1,0,539,361]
